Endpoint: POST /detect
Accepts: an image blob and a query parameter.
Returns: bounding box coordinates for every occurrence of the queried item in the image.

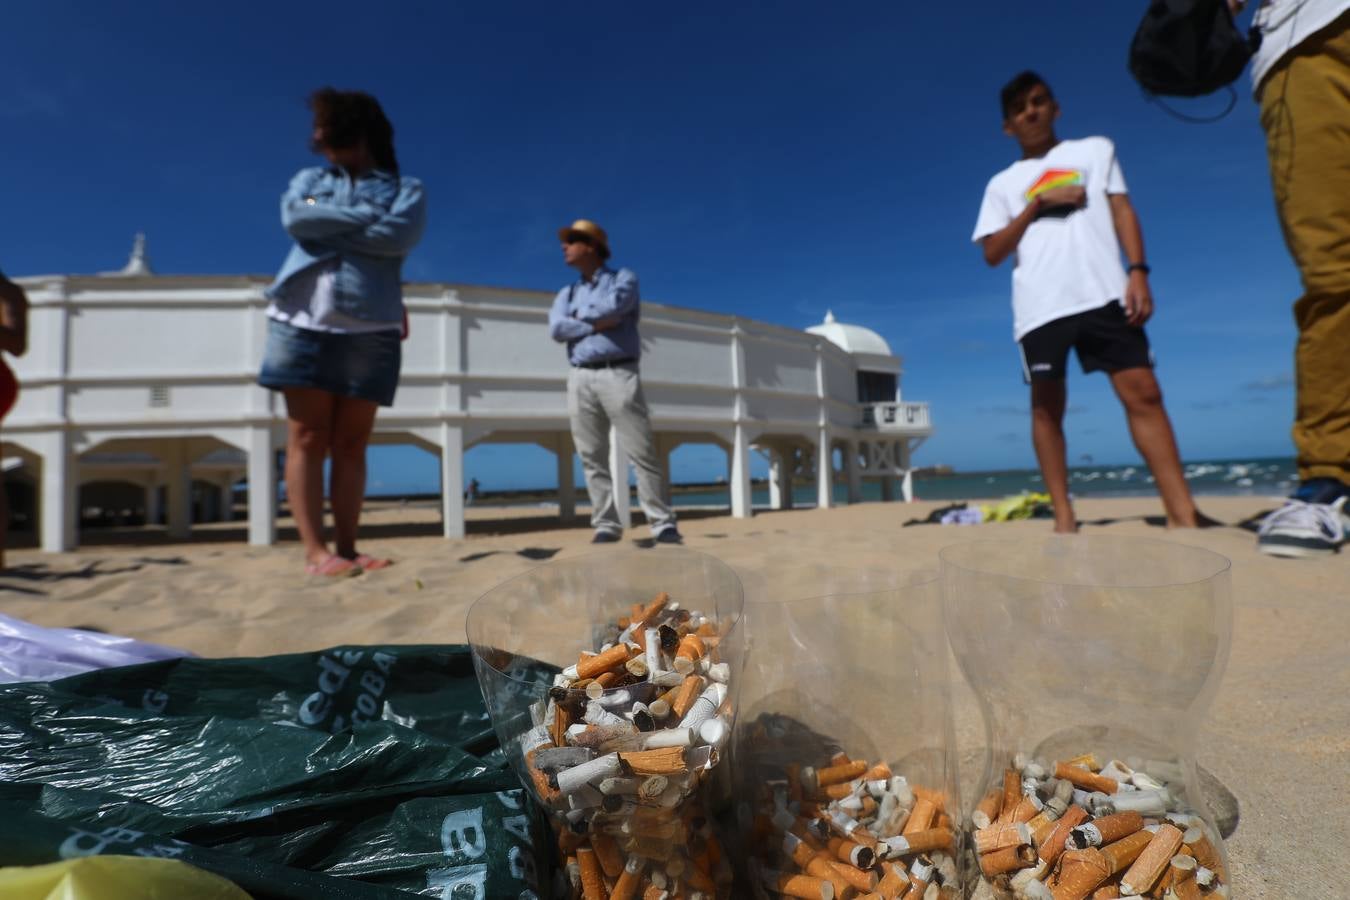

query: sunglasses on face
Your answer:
[564,235,593,247]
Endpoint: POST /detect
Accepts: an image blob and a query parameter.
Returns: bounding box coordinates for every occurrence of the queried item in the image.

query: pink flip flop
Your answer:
[351,554,394,571]
[305,554,362,578]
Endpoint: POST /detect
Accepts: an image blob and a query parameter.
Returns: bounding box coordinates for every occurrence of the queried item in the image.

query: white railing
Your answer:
[860,401,931,432]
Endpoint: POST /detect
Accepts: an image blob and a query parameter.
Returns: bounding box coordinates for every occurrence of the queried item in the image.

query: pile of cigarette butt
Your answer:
[970,752,1229,900]
[519,591,735,899]
[745,738,960,899]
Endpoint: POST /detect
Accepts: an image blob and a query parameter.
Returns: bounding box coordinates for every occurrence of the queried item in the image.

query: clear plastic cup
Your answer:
[940,536,1233,899]
[729,564,963,899]
[467,549,744,899]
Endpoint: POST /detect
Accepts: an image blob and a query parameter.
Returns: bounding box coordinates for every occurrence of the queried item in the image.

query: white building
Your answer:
[3,241,931,552]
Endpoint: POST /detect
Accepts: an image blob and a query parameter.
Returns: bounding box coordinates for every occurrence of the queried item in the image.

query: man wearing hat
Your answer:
[548,219,681,544]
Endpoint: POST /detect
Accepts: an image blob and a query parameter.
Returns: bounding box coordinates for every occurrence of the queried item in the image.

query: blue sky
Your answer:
[2,1,1300,491]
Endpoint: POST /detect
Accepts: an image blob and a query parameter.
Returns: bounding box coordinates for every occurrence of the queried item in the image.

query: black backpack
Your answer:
[1129,0,1262,97]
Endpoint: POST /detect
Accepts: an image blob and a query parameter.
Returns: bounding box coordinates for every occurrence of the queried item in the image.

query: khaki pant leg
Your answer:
[1259,16,1350,483]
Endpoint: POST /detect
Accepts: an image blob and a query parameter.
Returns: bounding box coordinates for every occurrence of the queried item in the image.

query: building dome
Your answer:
[805,310,893,357]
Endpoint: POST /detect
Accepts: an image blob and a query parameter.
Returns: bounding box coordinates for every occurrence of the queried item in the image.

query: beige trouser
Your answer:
[1259,14,1350,485]
[567,363,676,534]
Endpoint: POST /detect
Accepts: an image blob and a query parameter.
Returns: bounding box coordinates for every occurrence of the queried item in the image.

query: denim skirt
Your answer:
[258,319,401,407]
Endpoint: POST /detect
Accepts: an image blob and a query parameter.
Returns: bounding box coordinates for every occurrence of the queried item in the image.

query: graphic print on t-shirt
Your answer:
[1025,168,1085,219]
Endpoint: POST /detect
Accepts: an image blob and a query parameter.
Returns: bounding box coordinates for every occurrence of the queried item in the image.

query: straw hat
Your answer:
[557,219,611,259]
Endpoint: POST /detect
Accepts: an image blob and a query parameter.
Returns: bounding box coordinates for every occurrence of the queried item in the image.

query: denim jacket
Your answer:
[266,166,427,322]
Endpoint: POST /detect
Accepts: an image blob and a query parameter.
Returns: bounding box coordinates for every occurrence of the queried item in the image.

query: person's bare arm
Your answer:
[1108,193,1153,326]
[980,185,1085,266]
[0,277,29,357]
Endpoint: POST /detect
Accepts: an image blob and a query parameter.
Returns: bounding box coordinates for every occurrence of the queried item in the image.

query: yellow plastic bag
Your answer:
[0,855,252,899]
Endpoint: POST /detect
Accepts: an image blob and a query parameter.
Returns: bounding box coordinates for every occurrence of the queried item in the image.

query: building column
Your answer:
[730,424,752,519]
[218,481,235,522]
[164,442,193,541]
[881,476,896,502]
[36,431,76,552]
[769,447,794,511]
[247,424,276,546]
[609,425,631,530]
[901,441,915,502]
[556,433,576,522]
[145,477,162,526]
[441,423,465,539]
[816,429,833,509]
[846,440,863,504]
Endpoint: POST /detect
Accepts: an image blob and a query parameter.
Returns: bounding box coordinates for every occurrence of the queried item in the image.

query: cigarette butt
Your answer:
[912,785,947,812]
[884,826,954,856]
[577,644,633,681]
[1062,753,1099,770]
[1007,795,1041,825]
[610,856,645,900]
[1167,855,1202,900]
[817,759,869,787]
[1099,829,1152,874]
[591,832,625,879]
[631,592,669,628]
[803,856,850,898]
[620,746,688,776]
[1119,823,1183,895]
[1055,762,1119,796]
[973,787,1004,829]
[1067,812,1143,850]
[903,797,938,835]
[551,703,569,748]
[576,845,607,900]
[827,858,879,893]
[1049,848,1111,900]
[822,779,861,800]
[1039,805,1090,867]
[674,633,707,666]
[974,821,1031,855]
[826,835,875,869]
[999,768,1022,821]
[979,843,1036,878]
[640,885,666,900]
[1089,886,1120,899]
[874,861,911,900]
[670,675,705,719]
[1182,829,1226,883]
[764,871,835,900]
[908,855,935,896]
[865,761,893,781]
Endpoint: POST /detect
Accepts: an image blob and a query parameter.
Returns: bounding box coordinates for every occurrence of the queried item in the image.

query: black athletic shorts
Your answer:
[1018,300,1153,383]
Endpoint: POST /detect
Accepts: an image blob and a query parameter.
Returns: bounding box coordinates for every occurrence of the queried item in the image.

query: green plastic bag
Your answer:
[0,645,554,899]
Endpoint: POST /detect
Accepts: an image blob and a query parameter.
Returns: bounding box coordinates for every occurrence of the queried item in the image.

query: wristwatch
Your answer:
[1127,263,1151,274]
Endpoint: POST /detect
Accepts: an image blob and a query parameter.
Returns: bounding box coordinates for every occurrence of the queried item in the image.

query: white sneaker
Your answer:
[1257,496,1348,558]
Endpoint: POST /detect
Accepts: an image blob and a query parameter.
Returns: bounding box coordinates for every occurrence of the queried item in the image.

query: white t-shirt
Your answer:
[1250,0,1348,92]
[266,259,400,334]
[972,136,1129,340]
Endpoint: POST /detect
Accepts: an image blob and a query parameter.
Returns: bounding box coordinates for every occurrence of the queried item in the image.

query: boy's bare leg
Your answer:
[1030,380,1077,533]
[1109,367,1202,527]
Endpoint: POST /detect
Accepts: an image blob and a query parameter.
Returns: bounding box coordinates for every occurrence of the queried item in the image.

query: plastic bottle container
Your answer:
[729,563,963,899]
[468,548,744,899]
[940,536,1233,899]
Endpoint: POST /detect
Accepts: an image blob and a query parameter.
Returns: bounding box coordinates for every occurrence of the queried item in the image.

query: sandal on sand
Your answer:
[351,554,393,571]
[306,555,362,578]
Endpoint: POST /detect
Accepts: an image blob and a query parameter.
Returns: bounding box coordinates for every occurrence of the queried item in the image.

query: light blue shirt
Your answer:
[266,166,426,324]
[548,266,642,365]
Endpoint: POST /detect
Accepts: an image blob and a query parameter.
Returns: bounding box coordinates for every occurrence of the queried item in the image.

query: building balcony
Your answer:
[860,401,931,433]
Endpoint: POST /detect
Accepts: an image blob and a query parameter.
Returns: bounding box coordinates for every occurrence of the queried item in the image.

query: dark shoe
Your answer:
[591,530,622,544]
[654,527,683,544]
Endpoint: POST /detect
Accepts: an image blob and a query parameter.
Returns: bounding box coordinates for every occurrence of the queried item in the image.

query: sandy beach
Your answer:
[2,495,1346,897]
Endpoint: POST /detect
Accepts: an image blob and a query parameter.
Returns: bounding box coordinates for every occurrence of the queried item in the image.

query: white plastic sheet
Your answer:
[0,612,193,683]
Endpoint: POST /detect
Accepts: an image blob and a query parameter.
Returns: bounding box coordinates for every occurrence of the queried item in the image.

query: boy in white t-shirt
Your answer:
[972,71,1207,533]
